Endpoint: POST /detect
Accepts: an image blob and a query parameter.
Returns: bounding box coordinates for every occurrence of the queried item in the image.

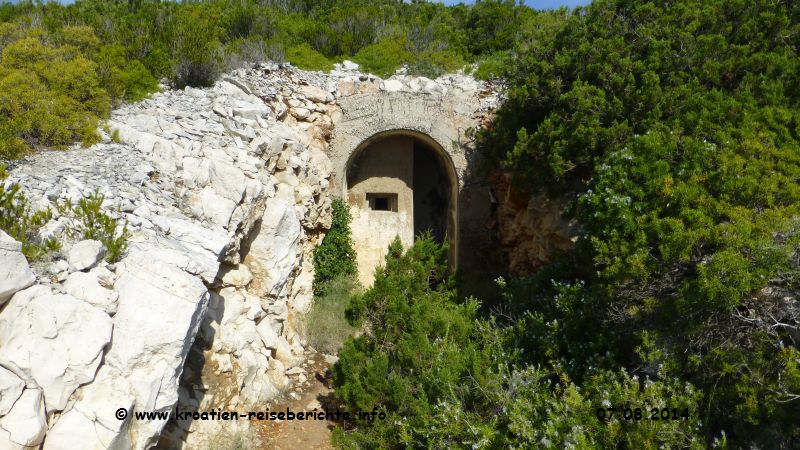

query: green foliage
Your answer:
[351,37,412,78]
[463,0,524,56]
[471,51,509,80]
[0,180,60,260]
[175,7,227,87]
[0,173,129,264]
[334,235,705,448]
[334,234,503,448]
[313,198,357,295]
[478,0,800,445]
[301,274,359,355]
[286,43,333,72]
[57,191,129,263]
[0,30,107,158]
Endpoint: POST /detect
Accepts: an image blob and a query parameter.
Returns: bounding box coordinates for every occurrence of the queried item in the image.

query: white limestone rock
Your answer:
[0,230,35,306]
[69,240,106,271]
[106,249,209,449]
[0,286,113,412]
[243,198,301,298]
[219,264,253,288]
[255,319,280,350]
[43,365,135,450]
[299,85,333,103]
[0,389,46,448]
[341,60,360,71]
[380,79,404,92]
[0,366,24,416]
[63,271,119,315]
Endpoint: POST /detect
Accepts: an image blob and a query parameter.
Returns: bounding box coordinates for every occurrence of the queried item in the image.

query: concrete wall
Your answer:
[328,89,499,288]
[347,136,415,286]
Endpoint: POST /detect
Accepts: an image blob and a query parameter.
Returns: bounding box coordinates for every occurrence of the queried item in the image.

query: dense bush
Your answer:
[0,29,107,158]
[313,198,357,295]
[478,0,800,445]
[333,235,707,449]
[286,43,334,72]
[351,37,412,78]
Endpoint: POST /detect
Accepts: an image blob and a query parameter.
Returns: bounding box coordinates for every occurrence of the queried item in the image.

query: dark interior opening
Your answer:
[413,140,450,244]
[374,197,388,210]
[367,193,397,212]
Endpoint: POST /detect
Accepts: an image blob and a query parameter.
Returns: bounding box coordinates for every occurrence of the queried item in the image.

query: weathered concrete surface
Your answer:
[328,76,499,283]
[328,91,477,192]
[346,136,415,286]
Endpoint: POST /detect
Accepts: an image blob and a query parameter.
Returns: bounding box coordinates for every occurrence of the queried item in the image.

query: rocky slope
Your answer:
[0,61,499,449]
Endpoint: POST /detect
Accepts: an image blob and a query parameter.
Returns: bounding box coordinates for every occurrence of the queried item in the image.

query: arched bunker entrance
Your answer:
[344,130,458,286]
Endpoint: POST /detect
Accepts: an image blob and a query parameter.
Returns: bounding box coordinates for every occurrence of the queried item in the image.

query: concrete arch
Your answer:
[328,90,485,286]
[328,91,476,192]
[344,130,459,281]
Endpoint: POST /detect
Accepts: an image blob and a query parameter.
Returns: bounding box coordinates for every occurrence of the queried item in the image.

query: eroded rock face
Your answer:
[0,60,497,449]
[0,285,113,412]
[0,388,47,449]
[0,230,35,306]
[490,173,579,275]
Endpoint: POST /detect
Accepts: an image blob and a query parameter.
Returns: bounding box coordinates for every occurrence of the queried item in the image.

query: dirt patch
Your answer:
[253,353,340,450]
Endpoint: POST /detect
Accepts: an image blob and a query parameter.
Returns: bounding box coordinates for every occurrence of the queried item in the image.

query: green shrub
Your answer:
[406,49,464,79]
[333,234,502,448]
[57,191,129,263]
[313,198,357,295]
[471,51,509,80]
[478,0,800,445]
[0,180,60,260]
[286,43,333,72]
[333,234,707,449]
[120,60,158,101]
[351,37,412,78]
[169,5,226,88]
[0,31,108,158]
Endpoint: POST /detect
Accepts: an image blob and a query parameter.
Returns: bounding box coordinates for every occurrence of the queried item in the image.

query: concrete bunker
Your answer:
[345,130,457,286]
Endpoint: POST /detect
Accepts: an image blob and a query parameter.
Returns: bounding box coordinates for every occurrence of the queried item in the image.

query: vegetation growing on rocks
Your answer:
[0,178,59,260]
[56,192,130,263]
[313,198,357,296]
[0,171,128,263]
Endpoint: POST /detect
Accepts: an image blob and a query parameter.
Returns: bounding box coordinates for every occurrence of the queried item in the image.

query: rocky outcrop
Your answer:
[0,60,497,449]
[0,230,35,305]
[489,173,579,275]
